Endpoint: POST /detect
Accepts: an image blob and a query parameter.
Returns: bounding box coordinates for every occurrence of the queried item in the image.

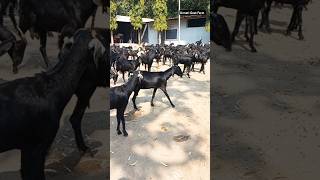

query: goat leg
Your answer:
[116,108,124,135]
[160,87,175,108]
[200,63,205,74]
[150,88,158,106]
[69,99,91,154]
[121,117,128,136]
[119,107,128,136]
[297,6,304,40]
[132,89,140,109]
[187,66,191,78]
[90,8,97,30]
[231,11,245,42]
[21,144,50,180]
[39,31,50,68]
[286,7,298,36]
[245,16,250,42]
[249,16,257,52]
[122,71,126,82]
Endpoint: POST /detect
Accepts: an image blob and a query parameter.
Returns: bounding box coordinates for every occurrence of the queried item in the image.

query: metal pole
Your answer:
[178,0,181,43]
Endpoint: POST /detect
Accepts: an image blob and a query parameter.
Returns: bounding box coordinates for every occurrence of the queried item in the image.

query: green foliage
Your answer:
[116,0,209,19]
[110,0,118,31]
[129,0,145,30]
[153,0,168,32]
[205,3,210,32]
[167,0,209,18]
[205,21,210,32]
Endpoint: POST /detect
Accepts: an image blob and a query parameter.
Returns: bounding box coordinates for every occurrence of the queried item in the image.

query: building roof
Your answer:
[116,15,154,23]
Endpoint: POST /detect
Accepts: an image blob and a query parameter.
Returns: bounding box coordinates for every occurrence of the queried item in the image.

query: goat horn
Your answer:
[88,38,105,68]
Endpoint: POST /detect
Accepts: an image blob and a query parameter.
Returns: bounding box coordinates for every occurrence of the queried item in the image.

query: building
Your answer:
[148,15,210,45]
[113,15,209,45]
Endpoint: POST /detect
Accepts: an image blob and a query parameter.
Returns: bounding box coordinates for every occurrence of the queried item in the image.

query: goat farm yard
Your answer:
[110,62,210,179]
[0,9,107,180]
[213,1,320,180]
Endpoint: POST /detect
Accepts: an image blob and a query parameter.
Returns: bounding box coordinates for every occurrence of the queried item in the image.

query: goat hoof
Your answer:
[266,28,272,33]
[123,132,128,136]
[251,49,257,53]
[171,105,175,108]
[299,35,304,40]
[151,103,154,107]
[81,147,95,157]
[285,31,291,36]
[117,130,122,135]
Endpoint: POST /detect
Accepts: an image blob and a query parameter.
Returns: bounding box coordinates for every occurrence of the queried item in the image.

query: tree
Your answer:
[110,0,118,44]
[205,3,210,32]
[153,0,168,44]
[129,0,145,44]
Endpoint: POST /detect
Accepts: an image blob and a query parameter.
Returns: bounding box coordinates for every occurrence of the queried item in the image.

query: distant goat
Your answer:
[132,65,183,109]
[0,25,27,74]
[115,56,140,82]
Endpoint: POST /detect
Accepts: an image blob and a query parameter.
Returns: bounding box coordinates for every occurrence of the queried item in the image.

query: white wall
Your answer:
[147,19,209,45]
[147,23,158,44]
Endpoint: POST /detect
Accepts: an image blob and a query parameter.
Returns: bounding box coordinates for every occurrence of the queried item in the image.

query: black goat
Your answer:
[213,0,265,52]
[57,28,108,154]
[110,67,118,85]
[110,71,143,136]
[173,54,193,78]
[191,52,209,74]
[115,56,140,82]
[0,0,23,37]
[132,65,183,110]
[18,0,103,67]
[0,29,104,180]
[0,24,27,74]
[259,0,310,40]
[140,49,157,72]
[211,12,232,51]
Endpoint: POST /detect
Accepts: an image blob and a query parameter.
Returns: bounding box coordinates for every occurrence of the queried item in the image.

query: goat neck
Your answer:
[123,75,140,97]
[163,67,175,80]
[45,31,93,107]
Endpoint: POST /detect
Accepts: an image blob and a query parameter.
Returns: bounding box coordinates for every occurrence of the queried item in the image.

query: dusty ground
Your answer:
[213,2,320,180]
[110,62,210,179]
[0,8,108,180]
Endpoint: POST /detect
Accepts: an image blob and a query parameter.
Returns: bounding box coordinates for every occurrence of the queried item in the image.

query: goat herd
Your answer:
[211,0,312,52]
[0,0,108,180]
[110,42,210,136]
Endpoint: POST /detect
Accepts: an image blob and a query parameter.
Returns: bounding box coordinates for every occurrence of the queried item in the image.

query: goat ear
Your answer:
[88,38,106,68]
[0,41,13,56]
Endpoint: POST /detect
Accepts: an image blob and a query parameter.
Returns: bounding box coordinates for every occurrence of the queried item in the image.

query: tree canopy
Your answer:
[114,0,209,18]
[110,0,118,31]
[153,0,168,32]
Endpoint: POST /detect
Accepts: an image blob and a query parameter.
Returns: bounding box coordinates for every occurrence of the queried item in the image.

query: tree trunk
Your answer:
[161,31,165,45]
[111,31,114,44]
[138,29,141,45]
[158,32,161,44]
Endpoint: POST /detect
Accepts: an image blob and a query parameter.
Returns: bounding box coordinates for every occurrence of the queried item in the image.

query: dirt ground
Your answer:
[110,62,210,179]
[213,2,320,180]
[0,8,108,180]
